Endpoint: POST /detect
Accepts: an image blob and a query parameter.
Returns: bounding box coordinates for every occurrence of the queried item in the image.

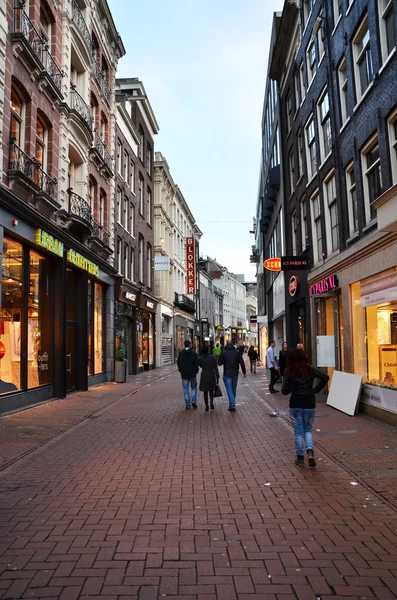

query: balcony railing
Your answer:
[13,5,43,63]
[68,190,92,223]
[91,217,110,246]
[69,86,93,130]
[92,59,111,104]
[93,130,113,172]
[174,292,196,314]
[9,139,57,198]
[71,0,91,50]
[13,6,63,95]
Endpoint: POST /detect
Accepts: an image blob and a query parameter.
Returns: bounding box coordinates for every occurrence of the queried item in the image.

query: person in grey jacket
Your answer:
[218,341,246,411]
[281,348,329,467]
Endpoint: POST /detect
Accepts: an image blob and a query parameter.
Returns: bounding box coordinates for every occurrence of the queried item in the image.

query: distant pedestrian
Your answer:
[247,345,258,373]
[296,343,304,351]
[266,340,280,393]
[177,340,199,409]
[199,346,219,411]
[281,348,329,467]
[218,341,246,411]
[237,340,245,356]
[213,343,222,363]
[278,342,288,379]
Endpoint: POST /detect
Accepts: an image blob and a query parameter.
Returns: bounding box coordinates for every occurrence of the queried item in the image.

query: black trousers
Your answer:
[204,391,214,406]
[269,367,280,390]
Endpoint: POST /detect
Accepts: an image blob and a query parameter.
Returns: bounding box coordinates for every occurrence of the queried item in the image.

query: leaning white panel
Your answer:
[326,370,362,416]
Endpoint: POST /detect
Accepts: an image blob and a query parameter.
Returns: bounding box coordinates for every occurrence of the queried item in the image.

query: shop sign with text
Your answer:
[35,229,64,257]
[67,249,99,276]
[281,256,310,270]
[185,237,196,295]
[264,258,281,271]
[309,274,338,297]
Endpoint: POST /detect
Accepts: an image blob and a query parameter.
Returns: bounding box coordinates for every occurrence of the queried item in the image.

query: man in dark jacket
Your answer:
[177,340,199,409]
[218,341,246,411]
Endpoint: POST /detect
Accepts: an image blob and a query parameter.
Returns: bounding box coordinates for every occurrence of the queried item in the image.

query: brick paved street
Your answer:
[1,360,397,599]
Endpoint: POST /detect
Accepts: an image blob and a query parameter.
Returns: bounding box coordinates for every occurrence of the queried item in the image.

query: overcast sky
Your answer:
[109,0,284,279]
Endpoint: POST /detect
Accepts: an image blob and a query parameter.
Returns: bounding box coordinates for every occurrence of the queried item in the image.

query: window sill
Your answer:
[306,173,317,188]
[353,80,375,114]
[318,152,332,171]
[346,0,356,16]
[339,116,351,134]
[331,15,342,36]
[318,53,325,67]
[379,47,397,76]
[362,219,377,234]
[346,231,360,245]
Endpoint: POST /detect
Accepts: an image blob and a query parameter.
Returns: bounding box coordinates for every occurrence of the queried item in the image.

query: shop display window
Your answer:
[88,280,104,375]
[0,239,23,393]
[149,315,154,366]
[28,250,51,388]
[87,280,93,375]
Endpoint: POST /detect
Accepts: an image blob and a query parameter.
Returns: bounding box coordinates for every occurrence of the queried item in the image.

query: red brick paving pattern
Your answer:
[0,362,397,599]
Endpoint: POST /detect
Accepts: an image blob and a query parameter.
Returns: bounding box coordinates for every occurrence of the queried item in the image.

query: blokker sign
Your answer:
[185,237,196,295]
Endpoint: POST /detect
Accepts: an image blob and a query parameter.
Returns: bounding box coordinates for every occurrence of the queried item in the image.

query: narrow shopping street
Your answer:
[1,362,397,600]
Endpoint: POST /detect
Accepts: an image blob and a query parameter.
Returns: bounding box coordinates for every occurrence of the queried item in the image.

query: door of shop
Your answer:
[66,269,77,392]
[312,293,343,381]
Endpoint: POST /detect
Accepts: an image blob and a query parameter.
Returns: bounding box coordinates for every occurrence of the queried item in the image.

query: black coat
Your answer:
[199,354,219,391]
[218,345,246,377]
[278,350,288,375]
[281,366,329,408]
[177,348,199,379]
[248,349,258,361]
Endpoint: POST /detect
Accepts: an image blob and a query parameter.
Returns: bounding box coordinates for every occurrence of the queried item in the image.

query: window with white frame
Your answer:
[353,15,374,101]
[138,235,144,282]
[99,191,105,227]
[123,150,128,181]
[117,237,121,273]
[299,61,306,102]
[124,243,128,277]
[297,128,304,179]
[387,108,397,184]
[123,196,128,230]
[361,134,381,223]
[288,149,295,196]
[345,161,359,236]
[379,0,395,62]
[338,57,349,126]
[286,92,292,133]
[323,173,339,253]
[147,188,152,225]
[117,140,122,174]
[317,90,332,161]
[291,210,298,255]
[130,160,135,191]
[294,70,301,109]
[138,174,144,215]
[147,244,152,288]
[130,203,135,236]
[305,116,317,179]
[146,145,152,175]
[311,191,323,263]
[303,0,314,25]
[306,38,317,85]
[300,196,307,249]
[331,0,343,30]
[130,248,135,282]
[138,127,144,161]
[116,187,122,223]
[317,14,325,59]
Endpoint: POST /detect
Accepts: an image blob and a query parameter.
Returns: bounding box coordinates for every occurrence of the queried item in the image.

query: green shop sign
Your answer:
[36,228,64,257]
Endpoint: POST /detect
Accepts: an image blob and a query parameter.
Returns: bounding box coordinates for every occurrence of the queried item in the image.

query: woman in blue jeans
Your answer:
[281,349,329,467]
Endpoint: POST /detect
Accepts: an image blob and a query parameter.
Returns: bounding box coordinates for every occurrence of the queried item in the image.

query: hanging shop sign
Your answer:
[289,275,300,296]
[35,228,64,257]
[264,257,281,271]
[309,274,338,298]
[281,256,310,270]
[146,301,155,309]
[124,291,137,302]
[185,237,196,295]
[154,255,170,271]
[67,249,99,276]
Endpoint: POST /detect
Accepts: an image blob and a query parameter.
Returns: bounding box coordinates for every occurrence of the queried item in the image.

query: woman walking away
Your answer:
[199,345,219,411]
[278,342,288,380]
[248,345,258,373]
[281,349,329,467]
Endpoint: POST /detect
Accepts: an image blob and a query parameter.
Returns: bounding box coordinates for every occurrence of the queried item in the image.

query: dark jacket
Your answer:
[218,344,246,377]
[177,348,199,380]
[199,354,219,391]
[278,350,288,375]
[281,366,329,409]
[248,348,258,361]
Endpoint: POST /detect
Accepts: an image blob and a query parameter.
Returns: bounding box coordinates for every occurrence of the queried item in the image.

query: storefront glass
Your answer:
[137,320,143,368]
[176,325,184,351]
[94,283,103,373]
[28,250,51,388]
[1,239,23,393]
[87,280,93,375]
[352,268,397,387]
[149,316,154,366]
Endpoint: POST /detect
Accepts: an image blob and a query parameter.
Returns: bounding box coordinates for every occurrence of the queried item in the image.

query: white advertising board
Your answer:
[316,335,335,367]
[154,256,170,271]
[327,370,362,416]
[362,384,397,414]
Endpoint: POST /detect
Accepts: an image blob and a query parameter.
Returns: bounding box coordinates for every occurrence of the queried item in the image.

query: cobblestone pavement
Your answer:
[0,361,397,599]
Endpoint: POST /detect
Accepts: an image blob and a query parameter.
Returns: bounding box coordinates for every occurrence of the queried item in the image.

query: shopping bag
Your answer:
[214,384,222,397]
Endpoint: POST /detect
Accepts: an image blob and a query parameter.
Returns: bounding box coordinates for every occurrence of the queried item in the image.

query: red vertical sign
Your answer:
[185,237,196,295]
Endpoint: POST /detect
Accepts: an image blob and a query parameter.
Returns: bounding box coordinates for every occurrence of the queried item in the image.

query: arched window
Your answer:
[100,112,107,143]
[89,176,97,210]
[90,93,99,130]
[35,116,47,169]
[10,87,23,146]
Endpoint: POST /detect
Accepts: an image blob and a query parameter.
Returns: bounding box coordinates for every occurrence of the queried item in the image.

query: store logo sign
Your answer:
[186,237,196,295]
[36,229,64,257]
[67,249,99,276]
[289,275,299,296]
[125,291,136,302]
[146,301,155,309]
[264,258,281,271]
[309,274,338,297]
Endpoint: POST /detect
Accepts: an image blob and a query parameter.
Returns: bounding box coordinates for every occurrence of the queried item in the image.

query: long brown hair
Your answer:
[285,348,312,379]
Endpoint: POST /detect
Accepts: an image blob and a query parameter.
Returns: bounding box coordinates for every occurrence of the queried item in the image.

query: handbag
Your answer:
[214,384,222,397]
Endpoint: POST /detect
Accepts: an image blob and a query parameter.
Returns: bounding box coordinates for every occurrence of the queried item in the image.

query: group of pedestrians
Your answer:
[177,338,329,469]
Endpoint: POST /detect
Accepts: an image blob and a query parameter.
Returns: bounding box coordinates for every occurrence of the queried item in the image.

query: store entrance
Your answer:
[313,293,343,382]
[66,269,77,392]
